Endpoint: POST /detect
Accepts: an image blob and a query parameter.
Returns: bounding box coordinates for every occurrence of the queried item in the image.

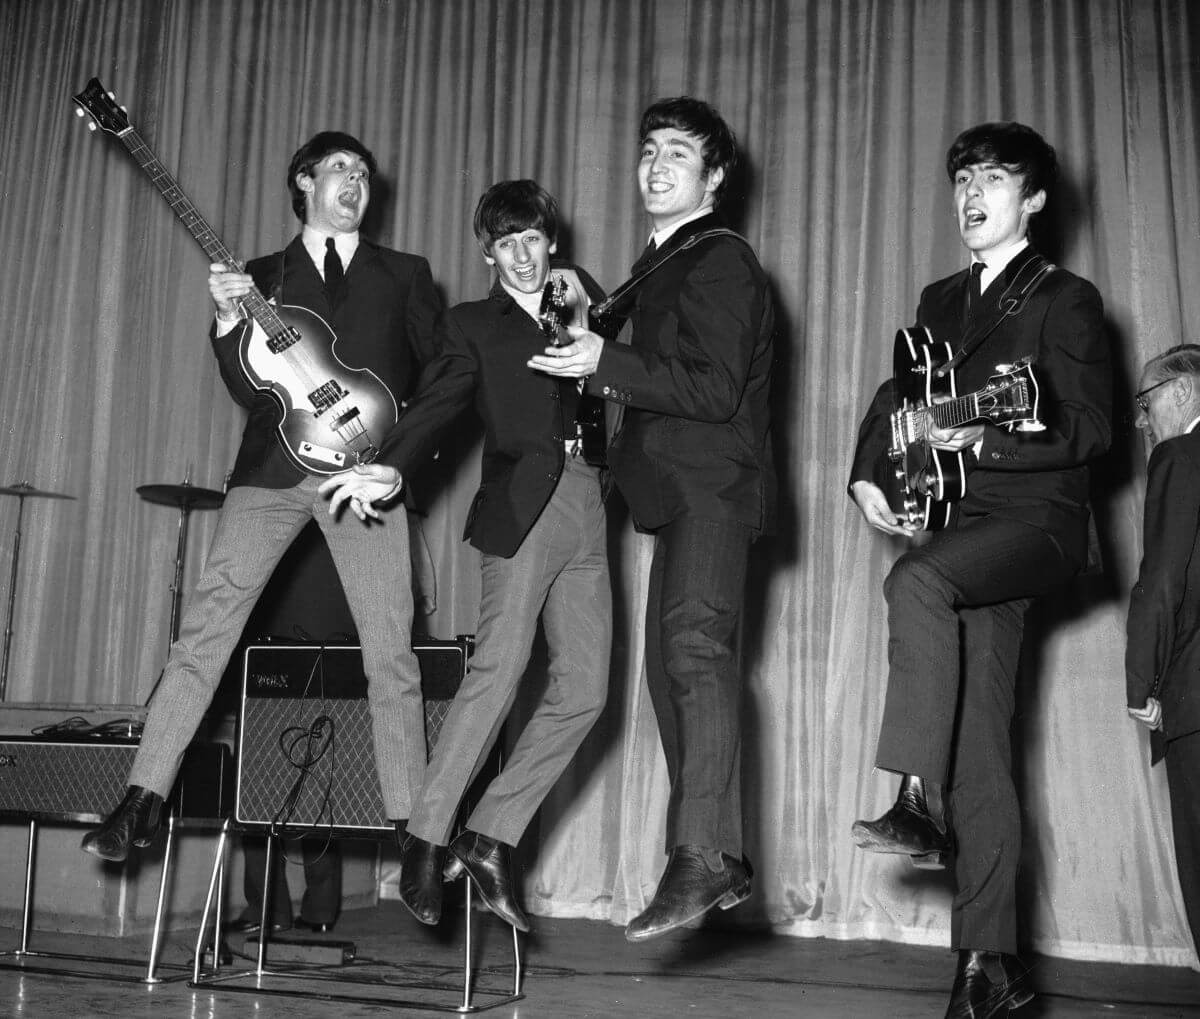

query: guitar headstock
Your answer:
[537,275,570,347]
[72,77,131,136]
[980,359,1042,430]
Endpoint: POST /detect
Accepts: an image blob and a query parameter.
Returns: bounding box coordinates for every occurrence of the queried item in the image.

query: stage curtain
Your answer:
[0,0,1197,966]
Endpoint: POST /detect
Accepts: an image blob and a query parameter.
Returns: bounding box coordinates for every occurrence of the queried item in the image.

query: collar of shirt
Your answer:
[301,226,360,280]
[490,277,545,323]
[1186,416,1200,435]
[650,203,715,250]
[972,237,1028,294]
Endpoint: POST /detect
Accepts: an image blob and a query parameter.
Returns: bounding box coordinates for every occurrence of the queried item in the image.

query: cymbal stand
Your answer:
[166,498,193,648]
[0,491,28,700]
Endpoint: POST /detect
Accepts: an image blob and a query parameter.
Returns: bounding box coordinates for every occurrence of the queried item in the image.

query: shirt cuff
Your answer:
[214,312,241,337]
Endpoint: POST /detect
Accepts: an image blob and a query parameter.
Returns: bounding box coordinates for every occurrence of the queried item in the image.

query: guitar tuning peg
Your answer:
[74,107,84,117]
[87,122,97,132]
[107,91,115,99]
[120,105,127,113]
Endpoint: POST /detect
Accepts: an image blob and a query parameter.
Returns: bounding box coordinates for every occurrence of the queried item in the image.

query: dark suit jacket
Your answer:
[850,245,1112,564]
[1126,426,1200,762]
[589,213,776,534]
[378,265,605,559]
[211,235,442,489]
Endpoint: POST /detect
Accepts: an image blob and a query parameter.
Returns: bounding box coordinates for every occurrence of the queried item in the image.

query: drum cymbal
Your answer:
[137,483,225,510]
[0,481,75,500]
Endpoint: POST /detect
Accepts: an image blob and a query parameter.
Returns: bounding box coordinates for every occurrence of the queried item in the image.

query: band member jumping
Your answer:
[320,180,611,931]
[527,97,776,942]
[82,132,442,862]
[848,122,1112,1017]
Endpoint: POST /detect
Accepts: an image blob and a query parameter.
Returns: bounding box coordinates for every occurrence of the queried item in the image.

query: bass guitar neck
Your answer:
[73,77,397,475]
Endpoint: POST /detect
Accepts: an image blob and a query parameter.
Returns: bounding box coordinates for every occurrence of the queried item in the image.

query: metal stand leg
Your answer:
[15,820,35,956]
[510,922,522,997]
[142,813,177,983]
[256,831,276,975]
[193,820,231,984]
[461,879,474,1011]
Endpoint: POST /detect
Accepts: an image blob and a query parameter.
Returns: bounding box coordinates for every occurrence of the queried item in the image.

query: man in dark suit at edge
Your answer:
[847,123,1112,1016]
[81,131,442,863]
[528,97,776,942]
[1126,343,1200,963]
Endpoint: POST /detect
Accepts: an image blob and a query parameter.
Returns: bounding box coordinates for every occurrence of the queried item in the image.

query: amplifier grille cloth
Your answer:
[236,642,466,833]
[0,742,133,817]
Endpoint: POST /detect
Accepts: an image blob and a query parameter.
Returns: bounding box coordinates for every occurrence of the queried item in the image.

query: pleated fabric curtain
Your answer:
[0,0,1197,965]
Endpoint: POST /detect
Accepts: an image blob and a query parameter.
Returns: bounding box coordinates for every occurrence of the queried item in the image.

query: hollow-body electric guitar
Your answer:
[882,326,1042,530]
[72,77,396,475]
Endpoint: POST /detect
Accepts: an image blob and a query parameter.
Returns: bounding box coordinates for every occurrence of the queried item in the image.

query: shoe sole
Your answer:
[80,841,126,863]
[851,824,949,870]
[80,826,159,864]
[624,880,752,943]
[909,852,947,870]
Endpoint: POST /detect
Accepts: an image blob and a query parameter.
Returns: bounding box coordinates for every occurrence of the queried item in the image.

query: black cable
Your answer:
[32,715,143,738]
[268,645,338,863]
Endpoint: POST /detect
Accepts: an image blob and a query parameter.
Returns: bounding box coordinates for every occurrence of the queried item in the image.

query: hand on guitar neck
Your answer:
[209,262,253,325]
[527,323,604,379]
[925,416,985,453]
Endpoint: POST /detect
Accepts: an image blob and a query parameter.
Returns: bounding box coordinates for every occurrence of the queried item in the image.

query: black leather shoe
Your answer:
[399,832,446,926]
[444,830,529,932]
[80,786,165,862]
[294,918,334,934]
[851,774,952,868]
[624,845,753,943]
[227,914,291,936]
[944,950,1033,1018]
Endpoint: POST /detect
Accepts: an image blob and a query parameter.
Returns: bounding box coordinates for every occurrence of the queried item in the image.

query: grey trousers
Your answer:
[129,478,426,819]
[408,456,611,848]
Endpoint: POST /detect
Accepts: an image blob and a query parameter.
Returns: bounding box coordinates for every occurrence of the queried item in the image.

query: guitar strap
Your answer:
[586,228,753,469]
[590,228,750,319]
[936,251,1057,377]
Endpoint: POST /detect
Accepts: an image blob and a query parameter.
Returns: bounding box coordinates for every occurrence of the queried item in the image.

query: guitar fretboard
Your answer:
[115,126,291,347]
[926,394,979,430]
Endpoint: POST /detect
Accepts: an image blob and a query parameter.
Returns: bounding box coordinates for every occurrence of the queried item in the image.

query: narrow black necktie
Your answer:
[968,261,986,314]
[324,237,345,306]
[632,238,658,274]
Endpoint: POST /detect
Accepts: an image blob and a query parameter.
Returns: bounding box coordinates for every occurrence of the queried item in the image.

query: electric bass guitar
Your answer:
[72,77,396,475]
[881,326,1042,530]
[537,274,606,467]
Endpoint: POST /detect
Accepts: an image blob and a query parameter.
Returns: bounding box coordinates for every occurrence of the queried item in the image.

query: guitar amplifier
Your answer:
[236,638,471,833]
[0,733,232,822]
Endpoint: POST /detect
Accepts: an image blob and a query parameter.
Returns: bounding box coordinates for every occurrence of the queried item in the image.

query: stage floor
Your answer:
[1,903,1198,1017]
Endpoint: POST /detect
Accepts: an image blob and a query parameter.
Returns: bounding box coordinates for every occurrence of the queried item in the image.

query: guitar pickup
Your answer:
[308,380,349,416]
